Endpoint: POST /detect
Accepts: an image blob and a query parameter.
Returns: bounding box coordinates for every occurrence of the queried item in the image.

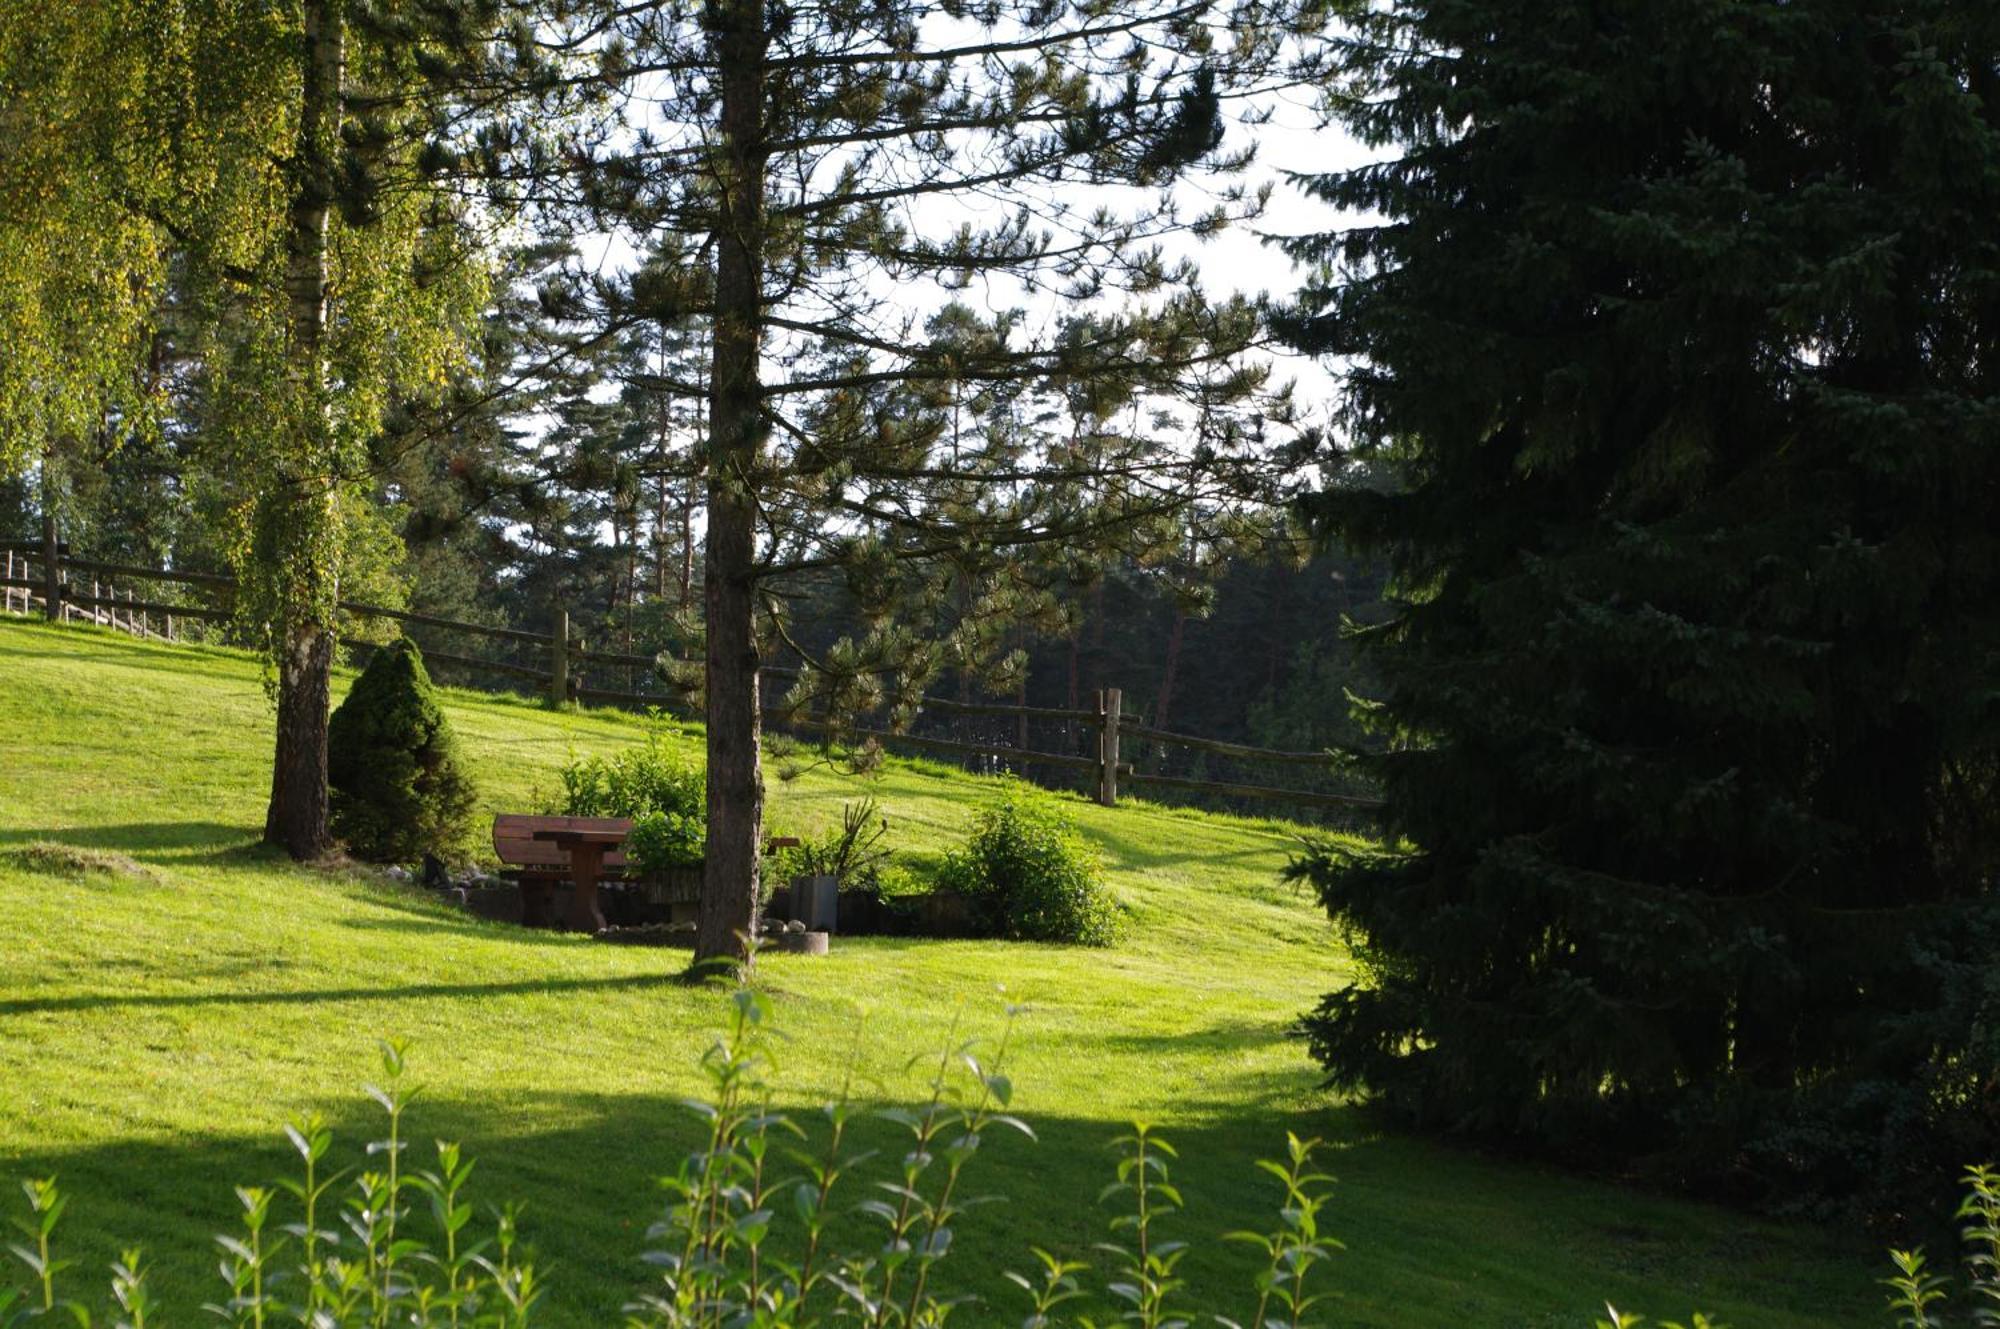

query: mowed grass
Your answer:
[0,618,1878,1325]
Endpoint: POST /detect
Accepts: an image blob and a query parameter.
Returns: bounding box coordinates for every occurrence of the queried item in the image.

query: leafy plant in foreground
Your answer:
[5,1040,541,1329]
[7,982,1997,1327]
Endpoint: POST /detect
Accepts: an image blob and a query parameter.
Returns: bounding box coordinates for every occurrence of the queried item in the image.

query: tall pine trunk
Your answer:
[695,0,768,968]
[680,472,698,609]
[1154,606,1187,733]
[264,0,343,861]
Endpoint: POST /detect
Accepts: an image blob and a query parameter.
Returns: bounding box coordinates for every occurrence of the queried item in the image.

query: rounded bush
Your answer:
[625,808,705,873]
[937,788,1118,946]
[557,734,705,875]
[328,638,477,862]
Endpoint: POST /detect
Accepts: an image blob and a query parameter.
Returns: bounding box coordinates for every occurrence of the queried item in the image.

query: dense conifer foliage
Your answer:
[327,638,476,862]
[1282,0,2000,1207]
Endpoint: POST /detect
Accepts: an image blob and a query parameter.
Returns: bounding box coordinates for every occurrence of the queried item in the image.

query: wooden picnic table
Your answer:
[532,826,628,933]
[491,813,807,932]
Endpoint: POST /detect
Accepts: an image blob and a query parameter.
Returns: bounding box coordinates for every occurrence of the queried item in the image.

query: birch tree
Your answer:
[1,0,534,857]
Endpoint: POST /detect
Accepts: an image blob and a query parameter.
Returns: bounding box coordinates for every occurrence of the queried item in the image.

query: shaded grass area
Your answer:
[0,619,1876,1325]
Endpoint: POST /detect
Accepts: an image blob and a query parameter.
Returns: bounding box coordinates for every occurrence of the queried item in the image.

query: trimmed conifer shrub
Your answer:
[327,638,476,863]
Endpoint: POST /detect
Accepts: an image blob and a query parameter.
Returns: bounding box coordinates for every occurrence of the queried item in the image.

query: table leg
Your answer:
[521,879,555,928]
[567,843,608,933]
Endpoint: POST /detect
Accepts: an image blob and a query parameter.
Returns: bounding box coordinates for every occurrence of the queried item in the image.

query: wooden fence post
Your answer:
[1097,686,1121,807]
[40,511,60,622]
[548,604,570,707]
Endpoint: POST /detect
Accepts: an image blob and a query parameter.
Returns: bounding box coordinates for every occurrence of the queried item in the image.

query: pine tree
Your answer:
[555,0,1320,966]
[1282,0,2000,1204]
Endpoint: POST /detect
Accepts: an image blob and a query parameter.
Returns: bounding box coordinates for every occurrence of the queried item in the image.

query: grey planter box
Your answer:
[794,874,839,931]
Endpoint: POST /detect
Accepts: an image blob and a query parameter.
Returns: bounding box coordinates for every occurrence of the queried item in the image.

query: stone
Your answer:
[776,929,830,956]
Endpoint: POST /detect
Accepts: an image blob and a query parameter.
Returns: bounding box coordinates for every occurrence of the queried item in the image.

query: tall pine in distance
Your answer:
[1283,0,2000,1210]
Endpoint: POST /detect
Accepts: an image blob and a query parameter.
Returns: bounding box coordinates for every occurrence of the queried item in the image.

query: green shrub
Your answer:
[937,786,1119,945]
[327,638,476,863]
[555,733,705,875]
[872,857,937,898]
[624,807,704,872]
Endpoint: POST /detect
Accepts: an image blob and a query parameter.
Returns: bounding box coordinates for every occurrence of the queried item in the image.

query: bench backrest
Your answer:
[492,814,634,870]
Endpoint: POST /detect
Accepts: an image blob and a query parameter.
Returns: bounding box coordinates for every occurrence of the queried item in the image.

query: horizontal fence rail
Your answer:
[2,541,1383,818]
[767,710,1121,774]
[1123,769,1380,810]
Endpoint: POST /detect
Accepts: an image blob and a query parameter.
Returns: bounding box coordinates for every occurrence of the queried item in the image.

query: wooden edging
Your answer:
[12,551,1374,808]
[61,557,238,589]
[334,601,555,648]
[32,560,564,652]
[916,694,1101,724]
[571,646,673,671]
[759,662,1100,724]
[420,648,549,682]
[4,580,233,623]
[577,685,680,709]
[340,638,550,683]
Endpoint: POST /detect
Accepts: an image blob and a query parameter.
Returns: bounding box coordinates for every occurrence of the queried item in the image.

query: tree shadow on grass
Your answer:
[0,970,684,1018]
[2,1079,1875,1329]
[1084,828,1298,874]
[1097,1016,1303,1056]
[332,913,619,950]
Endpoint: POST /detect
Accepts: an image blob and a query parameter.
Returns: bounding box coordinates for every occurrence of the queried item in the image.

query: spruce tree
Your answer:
[1283,0,2000,1205]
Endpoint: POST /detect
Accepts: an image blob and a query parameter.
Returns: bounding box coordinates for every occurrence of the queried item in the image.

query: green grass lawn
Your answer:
[0,618,1880,1325]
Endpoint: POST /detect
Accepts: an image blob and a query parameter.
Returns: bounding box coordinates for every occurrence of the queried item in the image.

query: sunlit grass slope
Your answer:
[0,618,1875,1325]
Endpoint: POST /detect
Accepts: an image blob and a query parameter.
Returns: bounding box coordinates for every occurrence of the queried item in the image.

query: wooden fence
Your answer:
[0,540,1381,817]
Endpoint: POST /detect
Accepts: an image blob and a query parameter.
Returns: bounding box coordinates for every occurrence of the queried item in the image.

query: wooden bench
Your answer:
[493,814,633,930]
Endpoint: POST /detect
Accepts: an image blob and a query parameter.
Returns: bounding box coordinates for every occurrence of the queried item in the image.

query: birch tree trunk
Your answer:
[263,0,343,860]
